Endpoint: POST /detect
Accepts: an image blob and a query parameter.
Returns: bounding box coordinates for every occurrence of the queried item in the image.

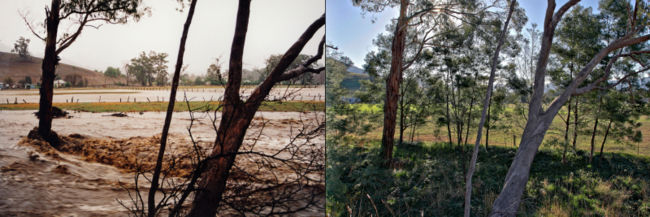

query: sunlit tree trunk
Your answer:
[381,0,408,167]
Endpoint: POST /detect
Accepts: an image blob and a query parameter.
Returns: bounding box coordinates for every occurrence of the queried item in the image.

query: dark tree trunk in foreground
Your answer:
[381,0,408,167]
[463,1,515,216]
[490,1,649,216]
[147,0,198,216]
[187,1,324,215]
[38,0,62,146]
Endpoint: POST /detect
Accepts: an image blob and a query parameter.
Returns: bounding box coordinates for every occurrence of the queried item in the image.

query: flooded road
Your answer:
[0,110,324,216]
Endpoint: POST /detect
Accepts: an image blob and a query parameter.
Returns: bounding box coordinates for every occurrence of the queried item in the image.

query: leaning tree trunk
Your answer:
[463,1,515,216]
[147,0,198,216]
[38,0,62,147]
[489,0,650,215]
[381,0,408,167]
[490,115,555,216]
[187,0,325,215]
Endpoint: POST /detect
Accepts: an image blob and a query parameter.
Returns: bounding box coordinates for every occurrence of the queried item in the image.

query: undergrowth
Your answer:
[326,138,650,217]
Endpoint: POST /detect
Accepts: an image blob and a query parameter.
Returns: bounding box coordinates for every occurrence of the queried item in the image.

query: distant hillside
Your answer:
[0,52,125,86]
[341,65,370,91]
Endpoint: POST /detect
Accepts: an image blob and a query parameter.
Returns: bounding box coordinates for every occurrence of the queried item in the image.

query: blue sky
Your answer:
[327,0,601,67]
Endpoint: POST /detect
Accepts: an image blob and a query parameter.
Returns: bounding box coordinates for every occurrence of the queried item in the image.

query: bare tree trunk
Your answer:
[562,97,571,164]
[486,96,491,150]
[589,95,602,164]
[598,120,612,162]
[398,83,407,145]
[187,1,324,214]
[446,77,453,147]
[572,96,579,149]
[147,0,197,216]
[381,0,408,167]
[463,1,515,216]
[38,0,62,147]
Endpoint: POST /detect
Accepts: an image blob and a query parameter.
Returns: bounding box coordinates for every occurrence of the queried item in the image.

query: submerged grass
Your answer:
[0,101,324,112]
[326,139,650,217]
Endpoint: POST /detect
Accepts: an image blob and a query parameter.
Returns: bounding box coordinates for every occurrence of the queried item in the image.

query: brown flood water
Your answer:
[0,110,324,216]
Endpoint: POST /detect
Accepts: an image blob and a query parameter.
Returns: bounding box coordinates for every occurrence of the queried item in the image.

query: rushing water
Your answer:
[0,110,324,216]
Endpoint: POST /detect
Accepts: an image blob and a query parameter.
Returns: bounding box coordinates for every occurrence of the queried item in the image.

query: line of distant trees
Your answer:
[116,52,325,86]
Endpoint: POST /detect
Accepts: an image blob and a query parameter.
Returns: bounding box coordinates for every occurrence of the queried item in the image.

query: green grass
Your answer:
[0,101,324,112]
[327,140,650,217]
[343,103,650,157]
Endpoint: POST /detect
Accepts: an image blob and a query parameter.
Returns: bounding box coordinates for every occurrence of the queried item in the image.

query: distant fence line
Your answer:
[3,93,323,104]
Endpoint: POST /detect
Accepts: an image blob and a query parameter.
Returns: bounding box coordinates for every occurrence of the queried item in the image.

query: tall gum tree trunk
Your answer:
[38,0,61,146]
[463,1,515,216]
[489,114,555,216]
[381,0,408,167]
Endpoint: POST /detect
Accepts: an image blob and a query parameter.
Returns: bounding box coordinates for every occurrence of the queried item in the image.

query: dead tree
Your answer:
[490,1,649,216]
[186,1,324,216]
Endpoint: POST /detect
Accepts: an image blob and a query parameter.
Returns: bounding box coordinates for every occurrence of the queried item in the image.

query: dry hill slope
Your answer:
[0,51,125,86]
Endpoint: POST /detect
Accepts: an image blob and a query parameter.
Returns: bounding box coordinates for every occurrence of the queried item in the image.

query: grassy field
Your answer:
[0,101,324,113]
[327,141,650,217]
[344,103,650,157]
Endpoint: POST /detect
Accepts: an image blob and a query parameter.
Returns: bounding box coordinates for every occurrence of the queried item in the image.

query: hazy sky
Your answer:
[327,0,600,67]
[0,0,325,75]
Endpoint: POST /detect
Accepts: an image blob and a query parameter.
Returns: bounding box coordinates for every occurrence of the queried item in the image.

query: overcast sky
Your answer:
[0,0,325,75]
[327,0,600,67]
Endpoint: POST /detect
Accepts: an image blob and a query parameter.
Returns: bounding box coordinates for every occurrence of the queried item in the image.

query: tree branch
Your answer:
[245,14,325,107]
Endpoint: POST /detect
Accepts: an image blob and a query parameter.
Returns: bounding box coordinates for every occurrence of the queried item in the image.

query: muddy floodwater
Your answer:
[0,86,325,103]
[0,110,324,216]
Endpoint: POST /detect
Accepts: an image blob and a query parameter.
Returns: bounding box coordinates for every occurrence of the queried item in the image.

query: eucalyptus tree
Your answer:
[353,0,494,166]
[24,0,145,145]
[490,1,650,216]
[12,37,31,61]
[548,4,603,163]
[464,1,517,216]
[186,0,324,215]
[206,58,224,85]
